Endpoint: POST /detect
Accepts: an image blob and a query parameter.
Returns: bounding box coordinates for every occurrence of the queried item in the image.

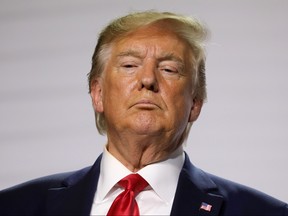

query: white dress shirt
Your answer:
[90,146,185,215]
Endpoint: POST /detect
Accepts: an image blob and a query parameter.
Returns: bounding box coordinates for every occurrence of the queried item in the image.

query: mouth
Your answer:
[132,99,160,109]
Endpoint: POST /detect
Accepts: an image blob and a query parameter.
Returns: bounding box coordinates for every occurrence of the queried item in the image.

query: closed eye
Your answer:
[159,65,179,74]
[123,64,137,68]
[161,67,177,73]
[119,62,139,74]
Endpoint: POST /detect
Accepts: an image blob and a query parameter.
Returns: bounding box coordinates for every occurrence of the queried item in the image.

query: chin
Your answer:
[128,123,163,135]
[125,113,165,134]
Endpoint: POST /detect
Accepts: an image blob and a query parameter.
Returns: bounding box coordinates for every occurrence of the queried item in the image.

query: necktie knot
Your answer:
[107,173,148,216]
[118,173,148,195]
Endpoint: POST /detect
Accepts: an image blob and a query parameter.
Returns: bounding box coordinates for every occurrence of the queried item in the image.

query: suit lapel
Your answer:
[45,155,102,215]
[171,153,224,216]
[44,153,224,215]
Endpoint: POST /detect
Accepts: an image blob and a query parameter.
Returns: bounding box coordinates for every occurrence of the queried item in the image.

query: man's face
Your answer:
[92,25,202,140]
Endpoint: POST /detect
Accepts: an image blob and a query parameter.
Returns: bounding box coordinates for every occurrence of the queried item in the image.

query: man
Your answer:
[0,11,287,216]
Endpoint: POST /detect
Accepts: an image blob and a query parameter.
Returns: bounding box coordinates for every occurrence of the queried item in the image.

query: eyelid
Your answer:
[160,65,177,72]
[159,60,184,73]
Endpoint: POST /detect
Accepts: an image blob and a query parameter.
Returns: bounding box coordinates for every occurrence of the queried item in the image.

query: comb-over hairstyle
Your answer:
[88,11,208,136]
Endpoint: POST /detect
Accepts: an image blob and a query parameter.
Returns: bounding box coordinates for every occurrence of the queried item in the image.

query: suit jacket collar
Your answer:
[170,152,224,216]
[45,153,223,216]
[45,155,102,215]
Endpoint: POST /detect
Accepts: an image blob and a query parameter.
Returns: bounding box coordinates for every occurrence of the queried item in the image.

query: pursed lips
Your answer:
[131,99,161,109]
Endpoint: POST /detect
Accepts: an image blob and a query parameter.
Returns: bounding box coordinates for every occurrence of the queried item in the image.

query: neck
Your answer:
[106,131,183,172]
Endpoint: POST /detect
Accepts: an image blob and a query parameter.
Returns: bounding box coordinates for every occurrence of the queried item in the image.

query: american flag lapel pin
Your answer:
[199,202,212,212]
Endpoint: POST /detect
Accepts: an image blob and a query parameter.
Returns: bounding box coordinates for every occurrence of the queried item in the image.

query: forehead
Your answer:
[111,25,192,60]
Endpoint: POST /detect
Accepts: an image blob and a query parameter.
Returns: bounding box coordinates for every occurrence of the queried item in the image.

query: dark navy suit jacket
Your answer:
[0,153,287,215]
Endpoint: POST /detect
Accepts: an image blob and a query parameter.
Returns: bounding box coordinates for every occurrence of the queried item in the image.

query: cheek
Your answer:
[165,82,193,114]
[102,75,136,107]
[165,79,193,99]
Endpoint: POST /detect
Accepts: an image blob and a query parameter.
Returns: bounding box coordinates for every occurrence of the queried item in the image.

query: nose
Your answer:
[138,63,159,92]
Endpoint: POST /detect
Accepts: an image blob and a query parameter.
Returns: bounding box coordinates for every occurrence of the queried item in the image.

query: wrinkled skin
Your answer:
[90,25,202,171]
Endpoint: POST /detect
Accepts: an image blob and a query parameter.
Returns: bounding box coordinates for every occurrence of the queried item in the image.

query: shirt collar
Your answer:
[97,147,132,201]
[138,146,185,203]
[97,146,185,203]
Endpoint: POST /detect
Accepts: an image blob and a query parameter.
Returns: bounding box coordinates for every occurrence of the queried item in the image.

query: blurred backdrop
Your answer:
[0,0,287,201]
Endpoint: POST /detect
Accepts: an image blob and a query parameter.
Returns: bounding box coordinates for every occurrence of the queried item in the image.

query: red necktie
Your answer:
[107,173,148,216]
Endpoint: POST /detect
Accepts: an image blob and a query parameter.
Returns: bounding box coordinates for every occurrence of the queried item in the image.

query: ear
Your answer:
[188,99,203,122]
[90,78,104,113]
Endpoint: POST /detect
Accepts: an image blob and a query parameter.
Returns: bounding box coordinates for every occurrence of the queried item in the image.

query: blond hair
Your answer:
[88,11,208,135]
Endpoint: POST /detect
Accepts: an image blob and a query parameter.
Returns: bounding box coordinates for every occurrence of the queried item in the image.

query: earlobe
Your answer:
[189,99,203,122]
[90,79,104,113]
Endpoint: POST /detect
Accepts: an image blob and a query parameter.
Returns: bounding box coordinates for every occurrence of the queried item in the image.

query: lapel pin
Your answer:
[199,202,212,212]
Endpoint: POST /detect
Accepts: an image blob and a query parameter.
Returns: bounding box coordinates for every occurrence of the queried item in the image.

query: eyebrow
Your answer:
[116,50,144,59]
[157,52,184,65]
[116,50,186,73]
[117,50,184,65]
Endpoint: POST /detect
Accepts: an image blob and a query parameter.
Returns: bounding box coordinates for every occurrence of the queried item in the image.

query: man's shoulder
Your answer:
[182,155,287,215]
[1,165,94,195]
[0,166,92,215]
[205,172,288,215]
[1,171,70,194]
